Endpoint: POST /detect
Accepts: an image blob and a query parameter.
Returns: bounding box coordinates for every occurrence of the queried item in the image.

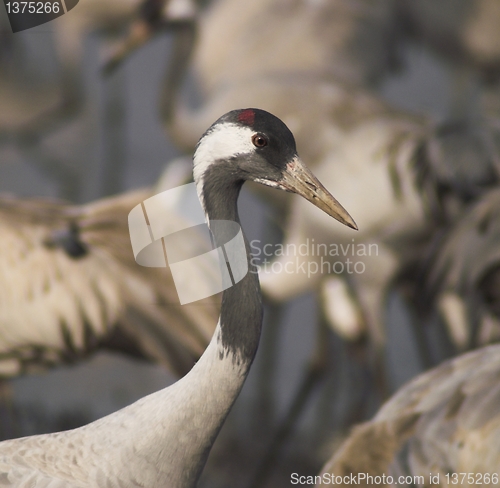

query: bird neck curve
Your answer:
[196,160,263,362]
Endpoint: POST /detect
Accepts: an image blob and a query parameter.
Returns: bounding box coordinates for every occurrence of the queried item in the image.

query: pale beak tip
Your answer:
[278,156,359,231]
[347,219,358,231]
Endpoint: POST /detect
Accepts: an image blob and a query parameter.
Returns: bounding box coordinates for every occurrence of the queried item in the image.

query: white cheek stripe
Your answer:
[193,123,256,183]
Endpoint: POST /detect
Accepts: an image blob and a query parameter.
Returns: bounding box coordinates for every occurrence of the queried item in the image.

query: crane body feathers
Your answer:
[0,322,248,487]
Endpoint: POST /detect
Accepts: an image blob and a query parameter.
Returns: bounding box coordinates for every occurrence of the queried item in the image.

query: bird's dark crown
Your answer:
[215,108,297,161]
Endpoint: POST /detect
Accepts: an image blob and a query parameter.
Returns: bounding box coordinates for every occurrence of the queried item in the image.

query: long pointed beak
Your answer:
[279,156,358,230]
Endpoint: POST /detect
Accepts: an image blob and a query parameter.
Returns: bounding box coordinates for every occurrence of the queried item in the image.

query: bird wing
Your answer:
[0,190,219,378]
[320,345,500,484]
[378,345,500,476]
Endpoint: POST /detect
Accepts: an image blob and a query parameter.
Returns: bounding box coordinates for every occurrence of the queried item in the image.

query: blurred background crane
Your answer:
[415,185,500,352]
[318,343,500,486]
[3,0,500,486]
[0,187,216,379]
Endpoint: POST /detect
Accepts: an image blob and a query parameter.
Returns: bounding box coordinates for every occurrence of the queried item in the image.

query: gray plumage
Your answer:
[424,187,500,348]
[0,332,244,487]
[318,344,500,486]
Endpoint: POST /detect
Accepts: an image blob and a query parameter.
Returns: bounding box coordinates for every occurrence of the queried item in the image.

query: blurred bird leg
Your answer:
[103,18,156,75]
[321,276,365,342]
[438,291,470,350]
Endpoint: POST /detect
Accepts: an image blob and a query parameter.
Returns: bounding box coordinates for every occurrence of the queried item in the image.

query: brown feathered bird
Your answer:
[318,344,500,486]
[0,187,218,379]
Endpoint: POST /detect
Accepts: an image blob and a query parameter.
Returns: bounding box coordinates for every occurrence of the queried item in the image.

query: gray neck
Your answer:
[115,173,263,486]
[197,161,263,361]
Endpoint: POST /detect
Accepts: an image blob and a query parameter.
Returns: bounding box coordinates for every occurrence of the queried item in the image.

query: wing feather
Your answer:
[319,345,500,485]
[0,190,219,378]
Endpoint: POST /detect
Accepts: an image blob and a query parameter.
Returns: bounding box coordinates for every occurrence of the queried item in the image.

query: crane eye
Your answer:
[252,134,268,148]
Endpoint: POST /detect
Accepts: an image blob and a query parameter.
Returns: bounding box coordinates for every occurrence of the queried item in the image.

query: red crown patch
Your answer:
[237,109,255,126]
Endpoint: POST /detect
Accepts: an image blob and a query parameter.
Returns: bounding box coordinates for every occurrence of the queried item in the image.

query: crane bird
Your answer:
[114,0,499,358]
[103,0,401,443]
[106,0,406,343]
[0,109,356,486]
[0,184,219,380]
[317,343,500,486]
